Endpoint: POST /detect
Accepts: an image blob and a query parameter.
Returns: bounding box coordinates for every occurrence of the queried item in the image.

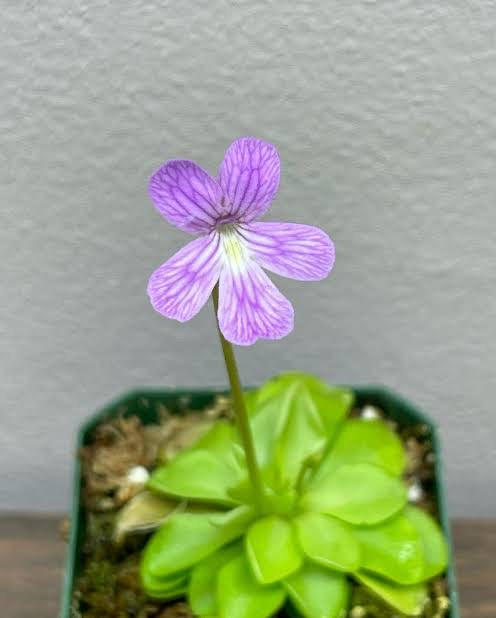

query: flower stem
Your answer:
[212,284,265,512]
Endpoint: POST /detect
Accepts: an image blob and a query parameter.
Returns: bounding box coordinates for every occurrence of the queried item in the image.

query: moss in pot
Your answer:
[64,137,456,618]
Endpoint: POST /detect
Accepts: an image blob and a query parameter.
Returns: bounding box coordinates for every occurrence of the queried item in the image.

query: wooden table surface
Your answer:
[1,515,494,618]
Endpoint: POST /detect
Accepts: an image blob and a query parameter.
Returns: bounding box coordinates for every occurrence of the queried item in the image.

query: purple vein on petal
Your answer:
[218,137,280,223]
[149,160,223,233]
[238,221,335,281]
[147,232,222,322]
[217,257,294,346]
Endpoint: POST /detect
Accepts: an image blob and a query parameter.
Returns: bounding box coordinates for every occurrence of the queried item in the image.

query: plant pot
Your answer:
[60,386,460,618]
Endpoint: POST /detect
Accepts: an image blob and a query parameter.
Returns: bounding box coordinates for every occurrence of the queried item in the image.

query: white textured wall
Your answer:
[1,1,495,515]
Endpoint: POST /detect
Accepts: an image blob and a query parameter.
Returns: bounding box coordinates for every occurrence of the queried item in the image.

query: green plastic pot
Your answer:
[60,386,459,618]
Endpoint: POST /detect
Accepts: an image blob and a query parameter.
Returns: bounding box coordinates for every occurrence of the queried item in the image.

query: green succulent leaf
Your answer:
[274,384,328,484]
[141,505,254,583]
[254,373,353,432]
[189,542,242,616]
[148,448,242,506]
[249,404,282,470]
[245,515,303,584]
[352,514,425,585]
[284,563,350,618]
[249,373,353,482]
[294,512,361,572]
[192,419,237,457]
[302,463,407,525]
[404,506,449,579]
[140,568,189,600]
[355,571,428,616]
[217,554,286,618]
[314,419,406,481]
[243,389,258,414]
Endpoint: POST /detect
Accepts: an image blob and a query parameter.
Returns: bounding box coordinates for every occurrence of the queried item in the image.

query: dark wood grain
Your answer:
[0,515,494,618]
[0,515,66,618]
[452,520,496,618]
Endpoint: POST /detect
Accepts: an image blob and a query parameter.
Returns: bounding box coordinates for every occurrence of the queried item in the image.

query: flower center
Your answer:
[218,223,248,269]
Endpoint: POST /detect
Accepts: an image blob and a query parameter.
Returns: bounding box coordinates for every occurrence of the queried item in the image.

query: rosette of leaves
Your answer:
[140,373,448,618]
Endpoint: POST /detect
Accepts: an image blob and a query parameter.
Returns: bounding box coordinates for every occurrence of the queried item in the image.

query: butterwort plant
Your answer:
[142,138,448,618]
[141,373,448,618]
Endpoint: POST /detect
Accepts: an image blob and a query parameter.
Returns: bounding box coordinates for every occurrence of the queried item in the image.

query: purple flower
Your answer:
[147,137,335,346]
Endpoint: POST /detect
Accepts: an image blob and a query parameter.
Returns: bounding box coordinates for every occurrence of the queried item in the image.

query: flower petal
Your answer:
[218,137,280,222]
[148,232,221,322]
[239,222,335,280]
[217,258,294,346]
[149,160,222,233]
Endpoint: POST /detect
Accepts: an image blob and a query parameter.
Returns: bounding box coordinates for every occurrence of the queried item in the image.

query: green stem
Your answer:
[295,453,320,495]
[212,284,265,512]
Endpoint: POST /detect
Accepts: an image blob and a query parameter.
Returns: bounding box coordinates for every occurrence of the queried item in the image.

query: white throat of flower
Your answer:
[218,224,249,271]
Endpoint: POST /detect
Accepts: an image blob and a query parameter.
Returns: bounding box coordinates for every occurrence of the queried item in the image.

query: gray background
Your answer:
[1,1,495,515]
